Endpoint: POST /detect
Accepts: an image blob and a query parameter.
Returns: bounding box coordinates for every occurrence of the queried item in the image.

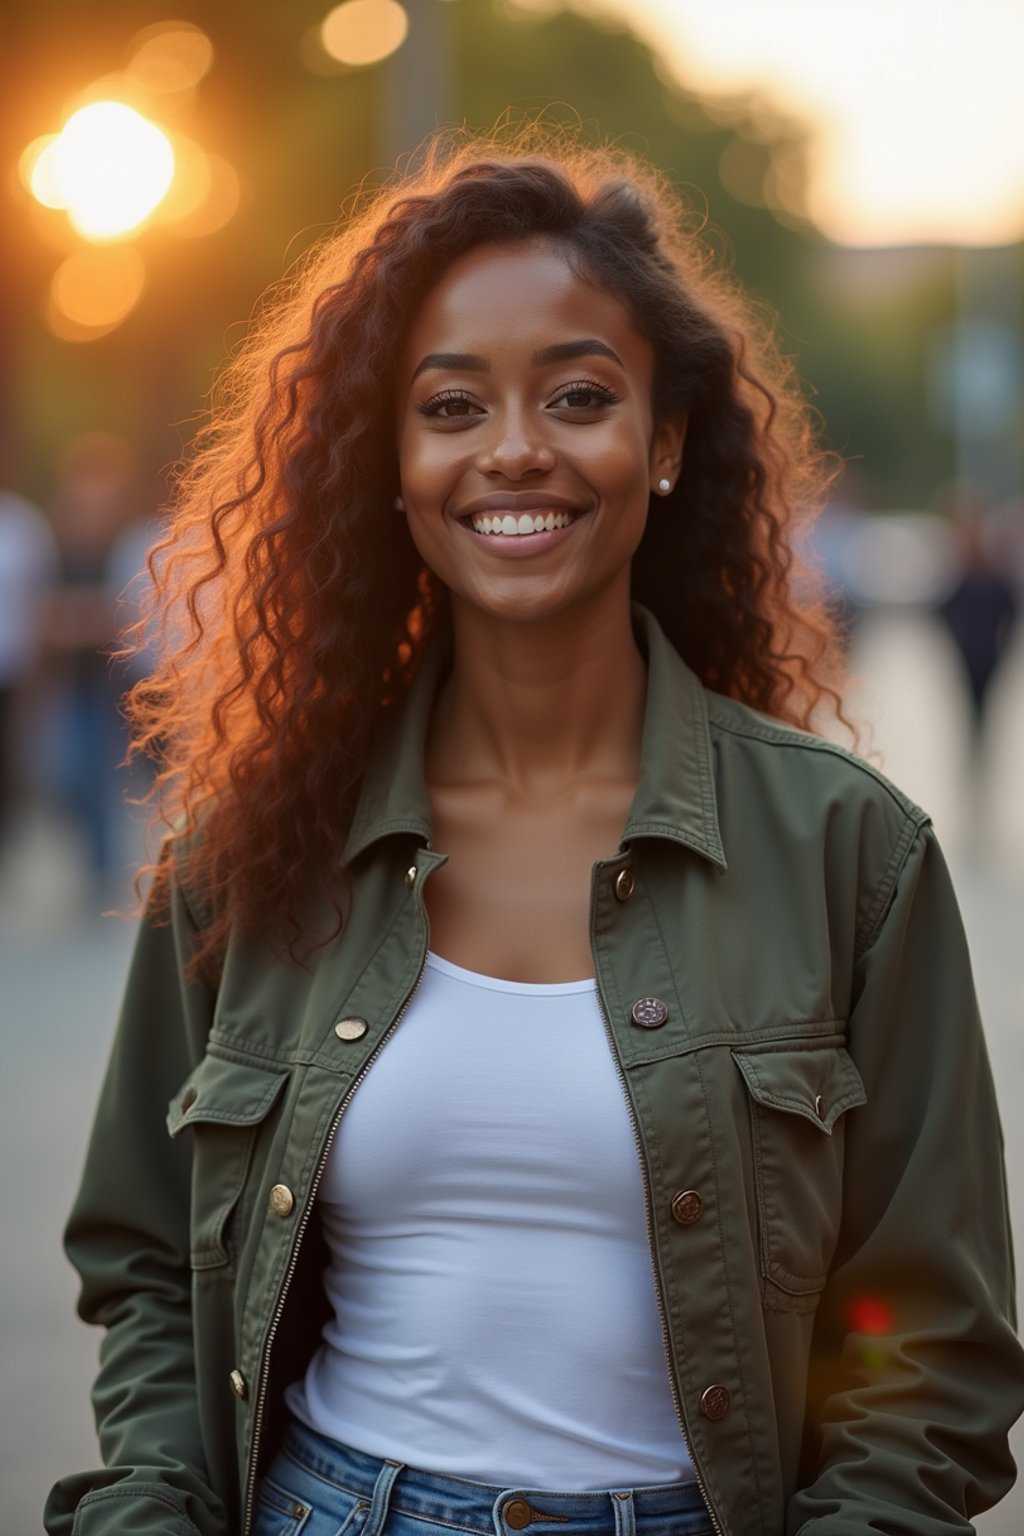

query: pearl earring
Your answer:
[394,495,405,512]
[657,478,671,494]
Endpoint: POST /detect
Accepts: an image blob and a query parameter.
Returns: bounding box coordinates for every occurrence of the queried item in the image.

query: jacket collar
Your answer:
[342,600,727,870]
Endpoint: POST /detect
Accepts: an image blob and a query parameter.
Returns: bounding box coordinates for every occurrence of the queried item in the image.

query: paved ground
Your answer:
[3,608,1023,1533]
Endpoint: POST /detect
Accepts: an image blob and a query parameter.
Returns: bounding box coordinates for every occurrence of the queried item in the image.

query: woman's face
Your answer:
[395,237,686,624]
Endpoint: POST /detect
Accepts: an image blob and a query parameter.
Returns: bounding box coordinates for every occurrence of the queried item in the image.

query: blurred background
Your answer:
[2,0,1023,1529]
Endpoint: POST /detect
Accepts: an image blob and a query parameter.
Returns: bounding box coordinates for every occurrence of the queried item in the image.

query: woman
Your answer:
[46,133,1023,1536]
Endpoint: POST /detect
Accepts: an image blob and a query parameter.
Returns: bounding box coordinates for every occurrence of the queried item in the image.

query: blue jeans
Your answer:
[253,1418,713,1536]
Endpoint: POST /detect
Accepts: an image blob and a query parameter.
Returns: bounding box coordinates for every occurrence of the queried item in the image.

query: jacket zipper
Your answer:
[241,886,434,1535]
[589,859,726,1536]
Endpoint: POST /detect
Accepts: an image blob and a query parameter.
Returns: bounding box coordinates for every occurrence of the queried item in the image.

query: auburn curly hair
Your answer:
[126,124,849,972]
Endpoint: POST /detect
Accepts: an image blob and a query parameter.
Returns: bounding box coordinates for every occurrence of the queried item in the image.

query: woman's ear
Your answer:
[650,411,688,497]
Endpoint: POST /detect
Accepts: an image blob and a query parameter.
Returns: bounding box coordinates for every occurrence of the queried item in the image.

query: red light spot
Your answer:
[847,1295,894,1335]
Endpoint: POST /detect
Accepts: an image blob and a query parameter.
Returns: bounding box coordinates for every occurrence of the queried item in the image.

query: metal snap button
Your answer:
[334,1017,368,1041]
[699,1384,730,1421]
[614,867,635,901]
[814,1094,826,1120]
[229,1368,247,1401]
[504,1500,533,1529]
[405,865,417,888]
[268,1183,295,1218]
[630,996,669,1029]
[671,1189,704,1226]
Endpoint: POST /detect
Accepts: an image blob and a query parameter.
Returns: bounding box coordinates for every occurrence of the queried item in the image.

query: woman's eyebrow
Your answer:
[409,338,625,383]
[411,351,487,381]
[533,339,625,369]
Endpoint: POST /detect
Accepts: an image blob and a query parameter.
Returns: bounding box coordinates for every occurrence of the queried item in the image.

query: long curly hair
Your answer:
[127,124,849,971]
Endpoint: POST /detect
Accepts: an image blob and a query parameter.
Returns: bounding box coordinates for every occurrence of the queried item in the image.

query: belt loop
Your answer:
[363,1457,403,1536]
[611,1489,636,1536]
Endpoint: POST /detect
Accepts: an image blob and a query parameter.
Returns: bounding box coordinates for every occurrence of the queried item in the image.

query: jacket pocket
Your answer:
[167,1053,290,1270]
[733,1041,866,1310]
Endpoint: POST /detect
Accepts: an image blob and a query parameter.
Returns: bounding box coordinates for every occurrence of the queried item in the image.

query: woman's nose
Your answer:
[475,406,556,478]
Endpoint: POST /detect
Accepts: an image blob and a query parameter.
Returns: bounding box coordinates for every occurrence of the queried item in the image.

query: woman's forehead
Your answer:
[399,237,648,376]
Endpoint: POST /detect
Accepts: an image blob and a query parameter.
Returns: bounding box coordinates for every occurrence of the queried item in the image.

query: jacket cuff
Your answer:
[70,1485,201,1536]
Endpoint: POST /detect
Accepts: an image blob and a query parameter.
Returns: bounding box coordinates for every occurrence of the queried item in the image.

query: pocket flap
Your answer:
[733,1044,865,1135]
[166,1053,289,1138]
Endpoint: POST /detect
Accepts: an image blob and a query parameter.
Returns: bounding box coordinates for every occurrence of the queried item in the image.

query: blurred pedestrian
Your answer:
[40,433,143,888]
[0,486,57,842]
[935,486,1020,744]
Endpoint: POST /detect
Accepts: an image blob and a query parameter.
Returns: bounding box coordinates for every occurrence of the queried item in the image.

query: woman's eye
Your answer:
[552,379,620,410]
[417,390,480,419]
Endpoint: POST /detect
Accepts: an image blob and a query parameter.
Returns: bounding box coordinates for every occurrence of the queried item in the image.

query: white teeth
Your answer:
[469,509,576,536]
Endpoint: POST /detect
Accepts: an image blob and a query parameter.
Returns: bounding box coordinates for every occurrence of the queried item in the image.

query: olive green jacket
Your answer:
[46,602,1023,1536]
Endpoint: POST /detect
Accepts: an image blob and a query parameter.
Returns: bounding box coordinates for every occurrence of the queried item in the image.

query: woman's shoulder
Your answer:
[703,688,931,949]
[705,686,926,824]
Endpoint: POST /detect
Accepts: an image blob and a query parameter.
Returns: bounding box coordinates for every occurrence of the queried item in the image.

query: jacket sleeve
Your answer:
[787,818,1024,1535]
[44,863,228,1536]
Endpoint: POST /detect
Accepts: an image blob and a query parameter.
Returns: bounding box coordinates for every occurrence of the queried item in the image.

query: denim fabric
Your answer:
[253,1417,712,1536]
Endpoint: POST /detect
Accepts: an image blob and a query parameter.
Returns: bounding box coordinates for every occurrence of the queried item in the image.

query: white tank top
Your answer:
[285,949,694,1488]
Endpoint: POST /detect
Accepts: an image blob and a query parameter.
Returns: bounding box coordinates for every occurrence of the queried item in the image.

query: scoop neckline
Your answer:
[425,949,597,995]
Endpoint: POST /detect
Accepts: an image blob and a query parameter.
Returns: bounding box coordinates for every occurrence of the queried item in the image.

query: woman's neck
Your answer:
[424,595,647,799]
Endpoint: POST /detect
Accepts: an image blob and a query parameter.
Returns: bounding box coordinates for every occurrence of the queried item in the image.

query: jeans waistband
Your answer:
[275,1416,706,1536]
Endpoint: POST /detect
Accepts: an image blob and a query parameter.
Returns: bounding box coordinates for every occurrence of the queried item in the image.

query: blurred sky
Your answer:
[516,0,1024,246]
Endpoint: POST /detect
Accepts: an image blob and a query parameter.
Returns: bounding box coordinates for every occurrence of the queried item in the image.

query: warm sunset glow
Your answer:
[511,0,1024,247]
[25,101,175,240]
[320,0,409,67]
[47,246,147,341]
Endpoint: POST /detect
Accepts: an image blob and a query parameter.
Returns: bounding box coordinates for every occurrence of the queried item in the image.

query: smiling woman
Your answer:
[46,125,1023,1536]
[395,240,686,605]
[122,126,846,971]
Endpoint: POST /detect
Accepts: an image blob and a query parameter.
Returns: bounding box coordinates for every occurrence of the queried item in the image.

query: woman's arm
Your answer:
[44,860,229,1536]
[788,822,1024,1534]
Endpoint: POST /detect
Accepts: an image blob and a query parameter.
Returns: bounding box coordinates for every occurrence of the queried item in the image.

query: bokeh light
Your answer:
[67,72,150,115]
[320,0,409,67]
[155,134,212,225]
[22,135,63,208]
[162,151,242,238]
[46,246,147,341]
[25,102,175,240]
[127,21,215,95]
[846,1295,896,1337]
